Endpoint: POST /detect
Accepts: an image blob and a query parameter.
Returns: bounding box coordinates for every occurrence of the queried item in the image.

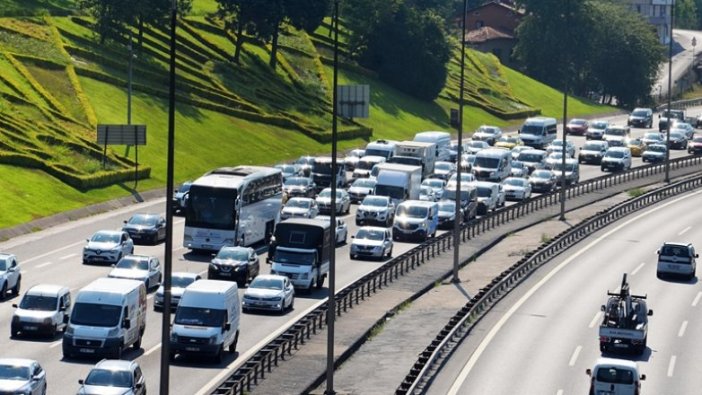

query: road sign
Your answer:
[97,124,147,145]
[337,85,369,119]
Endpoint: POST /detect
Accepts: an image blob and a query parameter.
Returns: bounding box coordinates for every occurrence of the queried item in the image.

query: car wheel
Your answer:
[387,247,393,258]
[214,345,224,363]
[229,330,239,353]
[133,333,142,350]
[0,281,6,300]
[11,276,20,296]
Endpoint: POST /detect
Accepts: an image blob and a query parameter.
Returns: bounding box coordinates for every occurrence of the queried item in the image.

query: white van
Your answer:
[586,357,645,395]
[656,242,697,280]
[63,278,146,359]
[473,148,512,182]
[12,284,71,338]
[414,131,452,162]
[364,139,397,160]
[169,280,240,363]
[392,200,439,242]
[519,117,558,149]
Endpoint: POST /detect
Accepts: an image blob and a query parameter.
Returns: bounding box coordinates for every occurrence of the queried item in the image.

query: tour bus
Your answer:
[184,166,283,252]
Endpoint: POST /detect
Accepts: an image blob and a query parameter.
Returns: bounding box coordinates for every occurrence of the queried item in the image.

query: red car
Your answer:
[688,136,702,154]
[565,118,589,135]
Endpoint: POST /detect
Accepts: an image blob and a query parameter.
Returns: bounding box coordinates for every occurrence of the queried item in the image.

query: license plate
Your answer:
[185,346,199,352]
[614,343,628,348]
[202,244,212,249]
[220,272,232,277]
[80,348,95,353]
[24,326,38,331]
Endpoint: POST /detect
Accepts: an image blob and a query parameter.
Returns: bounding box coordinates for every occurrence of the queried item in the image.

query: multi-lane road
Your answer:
[0,109,698,394]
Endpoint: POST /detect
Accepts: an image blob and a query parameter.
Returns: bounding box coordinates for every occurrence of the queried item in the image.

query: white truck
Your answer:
[364,139,397,161]
[389,141,437,178]
[599,274,652,355]
[373,163,422,206]
[269,218,330,291]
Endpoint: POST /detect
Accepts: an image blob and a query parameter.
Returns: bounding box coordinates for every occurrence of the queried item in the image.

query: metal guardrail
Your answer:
[655,97,702,113]
[210,155,702,395]
[396,174,702,395]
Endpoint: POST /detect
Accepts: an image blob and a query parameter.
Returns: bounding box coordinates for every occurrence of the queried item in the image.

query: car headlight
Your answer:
[111,245,121,251]
[209,335,218,344]
[300,273,309,280]
[43,318,52,325]
[271,296,282,301]
[107,327,119,337]
[419,222,427,229]
[209,264,218,271]
[65,324,74,335]
[170,332,178,342]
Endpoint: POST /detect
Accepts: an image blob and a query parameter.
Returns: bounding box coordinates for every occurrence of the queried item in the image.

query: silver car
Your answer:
[0,358,46,395]
[108,255,162,290]
[82,230,134,265]
[316,188,351,215]
[0,253,21,299]
[350,227,393,260]
[78,359,145,395]
[281,197,318,220]
[242,274,295,314]
[154,272,201,310]
[503,177,532,201]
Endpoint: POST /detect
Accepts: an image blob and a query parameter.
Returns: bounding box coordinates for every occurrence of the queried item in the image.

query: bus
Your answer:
[184,166,283,251]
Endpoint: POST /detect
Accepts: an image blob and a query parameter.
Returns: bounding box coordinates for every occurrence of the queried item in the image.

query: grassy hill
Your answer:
[0,0,612,229]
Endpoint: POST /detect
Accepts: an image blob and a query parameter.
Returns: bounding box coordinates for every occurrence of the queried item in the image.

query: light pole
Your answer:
[559,0,569,221]
[452,0,468,284]
[159,0,178,392]
[665,0,675,183]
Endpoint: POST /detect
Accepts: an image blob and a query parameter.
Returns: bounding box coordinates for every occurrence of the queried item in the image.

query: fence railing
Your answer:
[395,174,702,394]
[210,155,702,395]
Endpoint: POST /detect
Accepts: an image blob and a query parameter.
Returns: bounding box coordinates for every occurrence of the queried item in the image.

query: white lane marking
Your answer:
[59,253,77,260]
[668,355,677,377]
[589,312,602,328]
[21,240,85,264]
[147,294,153,300]
[568,345,582,366]
[693,292,702,307]
[631,262,646,276]
[678,321,688,337]
[49,340,62,348]
[556,390,563,395]
[20,270,27,275]
[446,190,702,395]
[144,344,161,356]
[35,261,53,269]
[678,226,691,236]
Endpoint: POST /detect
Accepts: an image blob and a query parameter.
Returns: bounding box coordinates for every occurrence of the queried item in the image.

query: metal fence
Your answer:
[210,154,702,395]
[396,174,702,394]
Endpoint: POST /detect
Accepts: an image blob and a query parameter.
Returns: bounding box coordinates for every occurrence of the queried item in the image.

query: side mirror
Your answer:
[640,374,646,381]
[648,309,653,316]
[12,303,18,308]
[696,254,699,258]
[585,368,592,376]
[123,220,128,224]
[351,235,355,239]
[656,249,660,255]
[86,239,89,242]
[600,305,606,312]
[122,318,131,329]
[79,379,85,385]
[136,383,144,389]
[223,323,231,332]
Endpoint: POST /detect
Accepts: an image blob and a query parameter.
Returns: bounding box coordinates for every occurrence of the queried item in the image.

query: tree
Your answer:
[78,0,134,44]
[216,0,257,64]
[676,0,698,30]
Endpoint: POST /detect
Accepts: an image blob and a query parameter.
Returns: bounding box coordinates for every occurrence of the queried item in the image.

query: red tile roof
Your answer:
[465,26,514,44]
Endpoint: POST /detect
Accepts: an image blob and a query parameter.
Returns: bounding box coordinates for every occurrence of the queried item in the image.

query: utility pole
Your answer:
[665,0,675,183]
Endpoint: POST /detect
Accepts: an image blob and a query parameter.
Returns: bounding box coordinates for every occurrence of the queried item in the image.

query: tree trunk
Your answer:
[269,21,280,69]
[138,17,144,53]
[234,20,243,64]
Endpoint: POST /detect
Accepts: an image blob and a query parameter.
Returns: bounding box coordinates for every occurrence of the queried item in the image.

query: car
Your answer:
[528,169,558,193]
[545,139,576,158]
[242,274,295,314]
[688,136,702,154]
[600,147,632,172]
[667,130,688,149]
[283,176,316,199]
[0,253,21,300]
[280,197,319,220]
[356,195,395,227]
[419,185,437,202]
[11,284,71,338]
[578,141,609,165]
[627,107,653,128]
[353,155,386,179]
[432,161,456,180]
[108,255,162,290]
[82,230,134,265]
[447,172,477,186]
[659,109,685,132]
[656,242,697,280]
[172,181,192,214]
[316,188,351,215]
[0,358,47,395]
[510,160,529,178]
[154,272,201,311]
[626,138,645,157]
[494,134,523,150]
[460,154,476,172]
[475,181,502,214]
[515,149,547,174]
[510,145,531,161]
[421,178,447,198]
[603,125,630,147]
[641,143,667,163]
[122,213,166,245]
[315,215,348,245]
[586,119,609,140]
[697,113,702,128]
[343,149,366,171]
[671,121,694,139]
[472,125,503,145]
[641,131,665,147]
[436,200,463,229]
[274,163,301,181]
[78,359,145,395]
[294,155,316,177]
[544,151,566,170]
[565,118,589,135]
[208,246,260,287]
[350,227,393,260]
[552,158,580,185]
[503,177,532,201]
[465,140,490,154]
[586,358,645,395]
[347,178,377,204]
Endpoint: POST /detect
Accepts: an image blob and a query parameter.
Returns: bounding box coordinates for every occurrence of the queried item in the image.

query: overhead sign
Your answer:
[97,124,147,145]
[337,85,370,119]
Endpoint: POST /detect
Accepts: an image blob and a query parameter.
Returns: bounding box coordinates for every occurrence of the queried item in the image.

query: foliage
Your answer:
[676,0,698,29]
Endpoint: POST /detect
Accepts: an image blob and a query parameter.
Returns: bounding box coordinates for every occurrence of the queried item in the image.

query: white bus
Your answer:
[184,166,283,251]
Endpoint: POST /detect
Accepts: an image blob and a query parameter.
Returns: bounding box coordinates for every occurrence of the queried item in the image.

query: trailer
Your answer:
[598,274,652,355]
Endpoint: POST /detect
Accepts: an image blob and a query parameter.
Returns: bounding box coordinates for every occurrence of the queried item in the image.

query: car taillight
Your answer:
[599,336,609,342]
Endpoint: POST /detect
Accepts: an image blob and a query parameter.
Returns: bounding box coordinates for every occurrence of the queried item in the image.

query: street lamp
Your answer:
[665,0,675,183]
[559,0,570,221]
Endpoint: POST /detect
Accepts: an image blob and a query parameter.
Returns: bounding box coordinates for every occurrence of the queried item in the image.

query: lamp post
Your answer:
[559,0,569,221]
[665,0,675,183]
[452,0,468,284]
[159,0,178,392]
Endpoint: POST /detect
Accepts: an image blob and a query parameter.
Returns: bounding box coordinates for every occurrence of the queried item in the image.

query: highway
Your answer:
[0,109,698,394]
[427,189,702,395]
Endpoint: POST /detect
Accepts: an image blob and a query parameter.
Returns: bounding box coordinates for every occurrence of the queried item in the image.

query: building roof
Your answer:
[467,0,519,14]
[465,26,514,44]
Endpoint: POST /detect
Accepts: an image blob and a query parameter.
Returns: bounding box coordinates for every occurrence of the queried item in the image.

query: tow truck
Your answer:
[598,274,653,355]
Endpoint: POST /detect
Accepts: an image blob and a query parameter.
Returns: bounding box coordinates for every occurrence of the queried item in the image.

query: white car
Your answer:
[108,255,162,290]
[656,242,697,280]
[350,227,393,260]
[600,147,632,172]
[0,358,47,395]
[447,172,477,186]
[242,274,295,313]
[281,197,318,220]
[0,253,21,299]
[466,140,490,154]
[11,284,71,338]
[315,215,348,245]
[603,125,630,147]
[472,125,503,145]
[343,148,366,171]
[419,185,437,202]
[475,181,501,214]
[432,161,456,180]
[78,359,145,395]
[510,161,529,178]
[578,141,609,165]
[586,119,609,140]
[421,178,446,197]
[545,139,576,157]
[154,272,201,311]
[356,195,395,227]
[82,230,134,265]
[316,188,351,215]
[502,177,532,201]
[544,151,566,170]
[347,178,377,203]
[586,358,644,395]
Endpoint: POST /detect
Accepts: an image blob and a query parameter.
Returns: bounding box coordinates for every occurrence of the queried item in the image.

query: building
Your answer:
[624,0,672,44]
[462,1,524,65]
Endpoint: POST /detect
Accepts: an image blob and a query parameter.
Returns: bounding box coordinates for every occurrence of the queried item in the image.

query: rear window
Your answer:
[596,367,634,385]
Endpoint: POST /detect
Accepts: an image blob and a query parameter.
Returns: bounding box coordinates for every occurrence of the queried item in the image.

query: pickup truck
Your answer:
[598,274,652,355]
[658,109,685,132]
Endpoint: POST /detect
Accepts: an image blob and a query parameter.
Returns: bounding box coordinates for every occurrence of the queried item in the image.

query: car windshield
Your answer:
[70,302,121,327]
[450,173,475,182]
[605,128,626,136]
[0,365,30,381]
[19,294,58,311]
[420,186,433,194]
[644,133,661,140]
[648,145,666,153]
[505,178,526,186]
[596,367,634,385]
[478,126,499,135]
[605,151,625,158]
[355,228,385,240]
[532,170,551,178]
[518,153,544,162]
[177,183,191,193]
[548,153,564,160]
[127,215,158,226]
[435,163,452,171]
[552,162,576,171]
[438,202,455,212]
[396,205,428,218]
[352,179,376,188]
[174,306,226,327]
[423,180,444,189]
[582,143,604,151]
[632,110,649,116]
[469,141,486,148]
[91,232,120,243]
[318,190,342,198]
[670,132,685,139]
[501,136,519,143]
[116,257,149,270]
[216,248,249,261]
[273,249,316,265]
[476,187,493,197]
[362,196,388,207]
[171,276,197,288]
[512,161,525,169]
[591,121,608,129]
[474,157,499,168]
[85,368,133,387]
[286,199,311,209]
[693,137,702,143]
[278,165,295,173]
[284,178,309,186]
[250,277,284,290]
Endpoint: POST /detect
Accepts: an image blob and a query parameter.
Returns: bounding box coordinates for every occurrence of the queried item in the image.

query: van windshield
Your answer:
[19,295,58,311]
[596,367,634,385]
[174,307,226,327]
[374,185,405,200]
[71,303,121,327]
[521,124,544,135]
[474,157,499,168]
[364,148,391,159]
[273,250,316,266]
[396,205,428,218]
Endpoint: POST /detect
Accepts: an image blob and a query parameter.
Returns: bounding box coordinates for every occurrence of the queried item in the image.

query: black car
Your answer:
[627,108,653,128]
[122,213,166,244]
[667,131,688,150]
[208,246,260,287]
